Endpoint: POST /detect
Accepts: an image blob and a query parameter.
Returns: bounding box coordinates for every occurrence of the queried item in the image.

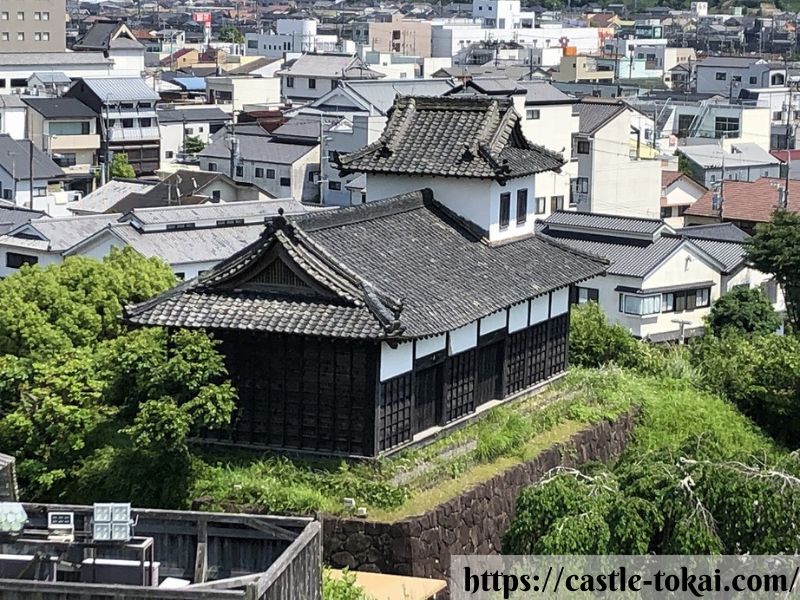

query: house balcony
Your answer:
[49,134,100,152]
[108,127,160,143]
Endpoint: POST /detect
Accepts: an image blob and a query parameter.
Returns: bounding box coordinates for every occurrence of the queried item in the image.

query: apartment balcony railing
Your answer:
[49,134,100,152]
[107,127,160,142]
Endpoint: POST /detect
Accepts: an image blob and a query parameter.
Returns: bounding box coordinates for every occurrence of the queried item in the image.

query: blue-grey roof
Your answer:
[678,236,745,272]
[172,77,207,92]
[676,223,750,243]
[0,202,46,235]
[545,210,666,235]
[29,72,71,85]
[334,79,457,115]
[157,107,229,124]
[77,77,160,102]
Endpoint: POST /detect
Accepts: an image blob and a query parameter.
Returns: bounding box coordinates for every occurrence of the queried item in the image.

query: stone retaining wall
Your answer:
[323,410,638,582]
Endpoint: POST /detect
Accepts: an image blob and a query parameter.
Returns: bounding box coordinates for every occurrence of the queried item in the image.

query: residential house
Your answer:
[245,19,339,59]
[552,55,616,83]
[158,106,231,164]
[538,211,774,341]
[572,98,662,218]
[684,176,799,233]
[0,134,65,212]
[678,142,781,188]
[0,202,45,234]
[206,75,282,112]
[660,170,707,228]
[72,20,145,77]
[356,14,433,57]
[695,56,787,98]
[277,53,384,103]
[27,72,73,96]
[66,77,161,175]
[335,95,565,242]
[125,189,606,455]
[23,97,101,194]
[0,53,114,94]
[738,86,800,149]
[67,178,158,214]
[199,127,320,202]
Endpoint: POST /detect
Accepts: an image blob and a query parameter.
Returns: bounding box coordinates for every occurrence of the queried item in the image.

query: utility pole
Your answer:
[28,140,34,210]
[319,113,325,205]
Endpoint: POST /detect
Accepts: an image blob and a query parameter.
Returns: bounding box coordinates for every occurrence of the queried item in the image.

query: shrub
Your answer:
[706,286,780,336]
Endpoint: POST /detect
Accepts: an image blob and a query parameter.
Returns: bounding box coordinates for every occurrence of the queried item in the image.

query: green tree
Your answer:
[218,26,245,44]
[0,249,237,504]
[569,302,651,370]
[183,135,205,155]
[706,286,781,336]
[109,152,136,179]
[323,568,373,600]
[745,210,800,332]
[677,152,694,178]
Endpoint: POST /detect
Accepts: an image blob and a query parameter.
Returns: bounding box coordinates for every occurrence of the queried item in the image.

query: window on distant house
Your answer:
[1,34,7,42]
[308,171,316,182]
[216,218,245,226]
[0,13,8,20]
[535,196,546,214]
[255,167,264,178]
[574,286,599,304]
[618,293,661,315]
[499,192,510,229]
[266,168,276,179]
[361,193,366,204]
[660,206,672,219]
[550,195,564,211]
[122,119,134,128]
[677,205,689,216]
[715,71,727,81]
[308,78,316,89]
[732,75,741,82]
[577,140,590,154]
[773,111,783,121]
[6,252,38,269]
[208,162,217,171]
[33,187,46,197]
[328,181,341,190]
[749,76,757,84]
[516,189,528,224]
[235,165,244,177]
[166,223,196,231]
[286,76,294,88]
[212,190,221,201]
[165,150,174,159]
[662,287,711,312]
[16,12,24,20]
[16,32,23,41]
[526,109,540,120]
[280,176,290,187]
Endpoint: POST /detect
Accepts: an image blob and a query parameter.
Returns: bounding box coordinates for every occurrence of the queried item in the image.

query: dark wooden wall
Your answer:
[377,310,571,454]
[211,332,379,456]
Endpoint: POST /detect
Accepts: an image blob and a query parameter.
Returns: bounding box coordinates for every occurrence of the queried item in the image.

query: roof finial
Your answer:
[278,207,284,216]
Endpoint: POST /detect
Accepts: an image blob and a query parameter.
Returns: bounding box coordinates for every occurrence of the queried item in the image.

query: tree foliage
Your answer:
[569,302,653,370]
[745,209,800,332]
[218,26,245,44]
[706,285,781,336]
[110,152,136,179]
[0,249,237,506]
[183,135,205,155]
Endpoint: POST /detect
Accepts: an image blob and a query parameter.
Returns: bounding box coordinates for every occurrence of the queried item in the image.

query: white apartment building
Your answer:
[246,19,338,59]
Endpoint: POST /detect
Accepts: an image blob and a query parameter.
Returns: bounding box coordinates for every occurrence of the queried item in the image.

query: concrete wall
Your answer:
[322,409,638,582]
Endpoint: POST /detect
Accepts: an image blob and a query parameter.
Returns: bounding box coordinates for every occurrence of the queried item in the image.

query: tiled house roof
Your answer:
[685,177,800,222]
[335,96,564,183]
[126,190,606,339]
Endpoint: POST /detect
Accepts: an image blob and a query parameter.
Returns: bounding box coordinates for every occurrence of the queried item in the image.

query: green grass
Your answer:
[189,370,636,520]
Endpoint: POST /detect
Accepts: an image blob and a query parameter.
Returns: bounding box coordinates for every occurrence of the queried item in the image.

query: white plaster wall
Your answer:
[449,321,478,355]
[479,309,506,334]
[508,302,529,332]
[0,246,59,278]
[519,103,576,157]
[551,287,569,316]
[415,334,446,358]
[380,341,413,381]
[530,294,549,324]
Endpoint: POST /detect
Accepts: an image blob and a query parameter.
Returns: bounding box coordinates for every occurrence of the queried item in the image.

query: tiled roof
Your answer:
[661,170,684,189]
[575,98,627,135]
[200,137,317,165]
[676,223,750,242]
[684,177,800,222]
[68,180,158,215]
[277,53,384,79]
[676,235,745,272]
[126,190,606,339]
[157,107,229,123]
[336,96,564,182]
[0,203,46,235]
[0,135,64,181]
[23,98,97,120]
[545,210,667,235]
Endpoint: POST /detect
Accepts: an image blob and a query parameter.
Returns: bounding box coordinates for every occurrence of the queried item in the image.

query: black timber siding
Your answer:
[211,331,378,456]
[377,309,571,453]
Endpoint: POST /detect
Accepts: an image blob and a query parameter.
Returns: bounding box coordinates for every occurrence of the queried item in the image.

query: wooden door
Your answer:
[476,339,504,405]
[414,364,442,433]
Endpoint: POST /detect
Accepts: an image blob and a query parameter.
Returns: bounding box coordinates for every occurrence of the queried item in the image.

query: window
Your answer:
[328,181,341,190]
[732,75,741,82]
[166,223,196,231]
[308,171,316,182]
[677,205,689,216]
[16,32,23,41]
[1,33,7,41]
[550,195,564,211]
[535,196,546,214]
[49,121,90,135]
[235,165,244,177]
[16,12,24,20]
[773,111,783,121]
[619,293,661,315]
[165,150,174,159]
[266,168,276,179]
[308,78,316,89]
[212,190,221,201]
[526,109,540,120]
[55,153,76,167]
[749,76,757,84]
[33,187,46,197]
[331,80,338,90]
[662,287,711,312]
[576,140,590,154]
[42,12,49,21]
[216,218,245,226]
[6,252,37,268]
[516,189,528,224]
[327,150,336,162]
[361,193,367,204]
[175,272,185,280]
[248,39,258,49]
[286,76,294,88]
[576,178,589,193]
[121,119,134,128]
[714,116,739,137]
[280,176,290,187]
[715,71,727,81]
[660,206,672,219]
[255,167,264,178]
[34,32,40,41]
[207,162,217,171]
[575,286,599,304]
[0,13,7,20]
[499,192,511,229]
